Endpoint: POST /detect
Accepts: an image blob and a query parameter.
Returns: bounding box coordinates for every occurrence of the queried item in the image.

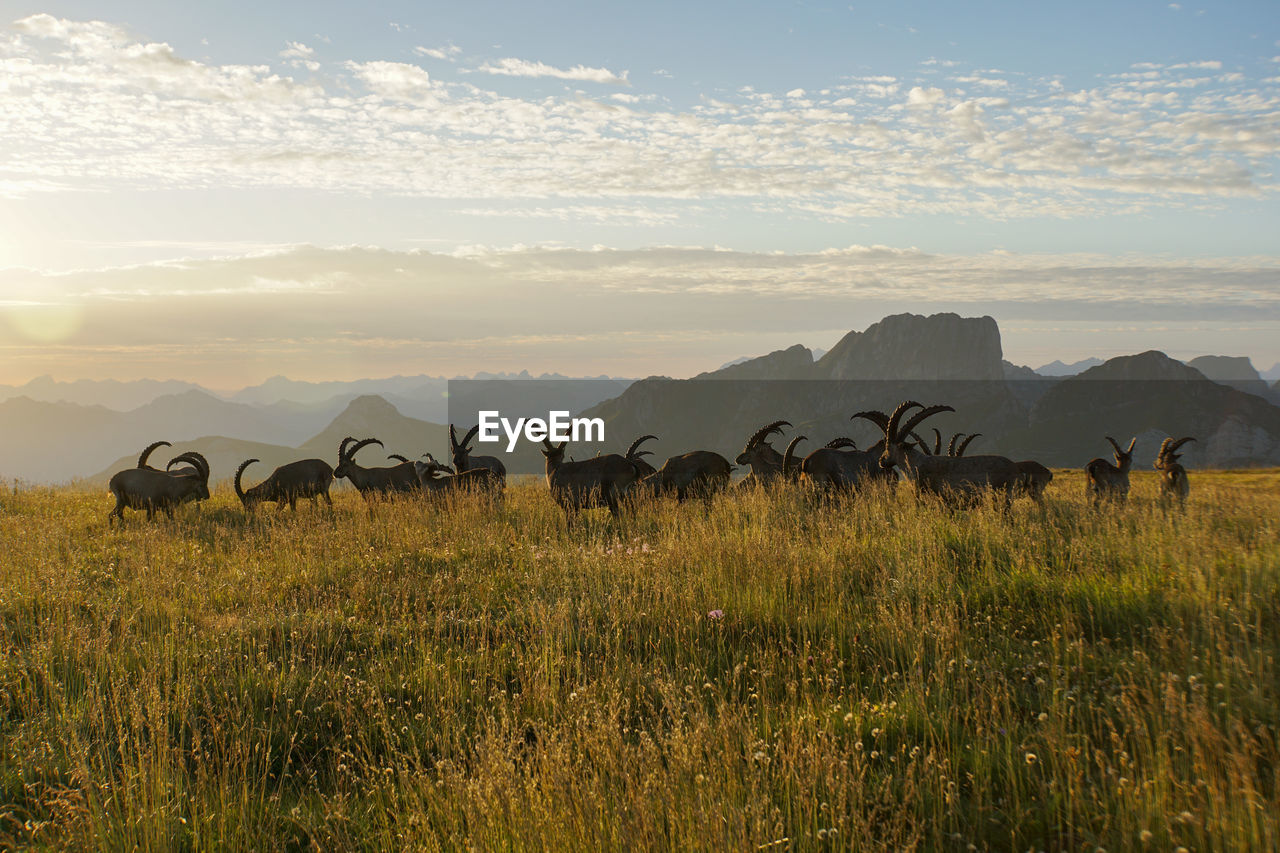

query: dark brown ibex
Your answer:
[234,457,334,513]
[449,425,507,484]
[860,401,1020,505]
[634,449,733,501]
[414,455,504,497]
[1084,436,1136,504]
[108,450,210,524]
[334,437,420,497]
[782,433,890,490]
[1012,460,1053,502]
[735,420,792,484]
[541,438,640,524]
[1154,436,1195,505]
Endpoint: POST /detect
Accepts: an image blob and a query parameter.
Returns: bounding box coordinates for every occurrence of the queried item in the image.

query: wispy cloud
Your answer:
[472,57,630,85]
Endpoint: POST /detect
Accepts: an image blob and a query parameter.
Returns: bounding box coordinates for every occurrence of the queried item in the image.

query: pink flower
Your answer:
[707,609,724,621]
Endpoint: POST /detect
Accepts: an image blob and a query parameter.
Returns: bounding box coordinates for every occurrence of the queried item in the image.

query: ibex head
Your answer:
[167,451,211,501]
[450,424,482,471]
[540,437,568,465]
[1154,436,1195,469]
[234,458,261,511]
[736,420,790,465]
[335,437,382,479]
[857,401,954,471]
[1106,436,1137,471]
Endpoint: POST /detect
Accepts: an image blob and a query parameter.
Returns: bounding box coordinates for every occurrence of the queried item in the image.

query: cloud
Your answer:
[414,44,461,61]
[473,57,630,85]
[3,244,1277,382]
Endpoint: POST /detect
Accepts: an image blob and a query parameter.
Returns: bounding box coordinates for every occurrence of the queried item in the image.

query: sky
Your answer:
[1,0,1278,386]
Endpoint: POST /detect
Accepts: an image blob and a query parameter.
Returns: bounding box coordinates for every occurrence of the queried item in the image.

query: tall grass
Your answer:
[1,471,1277,850]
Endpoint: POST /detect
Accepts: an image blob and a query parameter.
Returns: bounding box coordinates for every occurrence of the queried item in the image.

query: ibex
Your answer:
[234,457,334,513]
[334,437,420,497]
[108,450,210,524]
[859,401,1020,505]
[1012,460,1053,502]
[1084,436,1137,504]
[136,439,204,482]
[634,449,734,501]
[781,434,890,490]
[625,434,659,478]
[449,425,507,483]
[1154,436,1195,505]
[735,420,792,485]
[414,455,504,496]
[541,438,641,524]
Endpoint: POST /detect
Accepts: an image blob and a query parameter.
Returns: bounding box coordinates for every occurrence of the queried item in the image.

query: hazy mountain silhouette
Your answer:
[1035,357,1104,376]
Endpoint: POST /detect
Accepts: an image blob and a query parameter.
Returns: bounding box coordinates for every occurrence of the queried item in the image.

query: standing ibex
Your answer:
[1154,436,1195,505]
[634,449,734,501]
[1084,437,1137,504]
[449,425,507,484]
[735,420,792,484]
[234,457,334,513]
[859,402,1020,505]
[334,437,420,497]
[541,438,640,524]
[781,434,890,490]
[108,450,210,524]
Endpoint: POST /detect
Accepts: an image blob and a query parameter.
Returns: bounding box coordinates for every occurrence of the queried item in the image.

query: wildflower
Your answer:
[1025,752,1038,765]
[1139,829,1153,843]
[1038,712,1049,722]
[707,609,724,621]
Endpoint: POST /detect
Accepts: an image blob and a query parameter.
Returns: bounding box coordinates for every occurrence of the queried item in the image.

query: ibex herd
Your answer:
[103,405,1196,524]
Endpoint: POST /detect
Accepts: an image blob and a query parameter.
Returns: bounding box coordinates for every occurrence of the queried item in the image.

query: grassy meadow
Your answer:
[1,470,1278,850]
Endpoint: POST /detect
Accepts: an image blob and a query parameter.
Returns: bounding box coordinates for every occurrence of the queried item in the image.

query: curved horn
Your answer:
[957,433,981,456]
[931,428,943,456]
[884,401,924,442]
[234,458,258,503]
[1167,436,1196,454]
[626,434,658,458]
[896,404,952,443]
[850,410,890,433]
[339,436,358,462]
[387,453,410,463]
[907,431,931,454]
[167,451,209,482]
[782,435,806,478]
[449,424,459,452]
[825,437,857,450]
[947,433,963,457]
[1125,437,1136,454]
[1105,436,1125,457]
[744,420,791,452]
[460,425,480,449]
[137,440,171,468]
[346,438,383,462]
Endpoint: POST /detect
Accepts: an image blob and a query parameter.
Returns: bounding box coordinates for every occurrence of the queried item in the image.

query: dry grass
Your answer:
[1,470,1277,850]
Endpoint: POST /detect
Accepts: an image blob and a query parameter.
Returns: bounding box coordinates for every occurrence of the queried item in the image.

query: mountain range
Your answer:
[3,314,1279,484]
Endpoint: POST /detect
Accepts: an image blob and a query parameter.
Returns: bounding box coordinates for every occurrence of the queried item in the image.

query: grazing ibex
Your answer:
[634,449,734,501]
[541,438,640,524]
[735,420,792,484]
[108,450,210,524]
[334,437,420,497]
[414,455,504,497]
[782,434,890,490]
[1154,436,1195,505]
[449,425,507,483]
[859,402,1020,505]
[1012,460,1053,502]
[1084,436,1137,504]
[234,457,334,513]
